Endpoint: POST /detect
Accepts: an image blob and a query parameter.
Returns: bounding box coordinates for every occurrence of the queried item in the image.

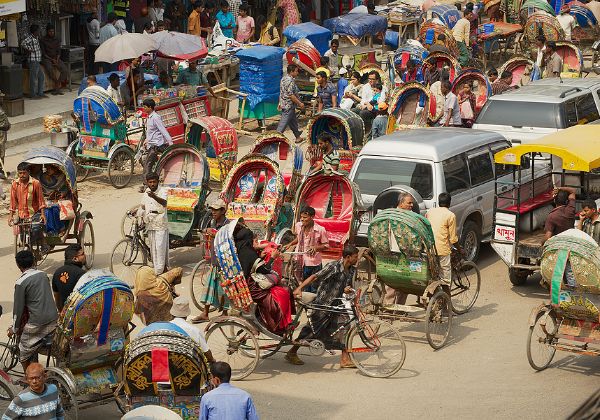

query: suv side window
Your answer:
[443,154,471,195]
[490,142,512,177]
[468,147,494,186]
[565,100,578,127]
[576,94,599,124]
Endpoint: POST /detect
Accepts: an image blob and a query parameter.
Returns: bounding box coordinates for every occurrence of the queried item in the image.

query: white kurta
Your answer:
[140,187,169,275]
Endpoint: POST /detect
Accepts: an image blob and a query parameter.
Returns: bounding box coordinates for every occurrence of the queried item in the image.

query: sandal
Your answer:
[188,314,209,324]
[285,353,305,365]
[340,360,356,369]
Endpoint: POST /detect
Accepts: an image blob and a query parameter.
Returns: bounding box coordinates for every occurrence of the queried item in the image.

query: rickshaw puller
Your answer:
[141,98,173,191]
[426,192,460,284]
[8,163,46,246]
[139,172,169,275]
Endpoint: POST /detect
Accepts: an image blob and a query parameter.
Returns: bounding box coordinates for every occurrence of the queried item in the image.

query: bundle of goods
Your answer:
[43,115,63,133]
[283,22,333,56]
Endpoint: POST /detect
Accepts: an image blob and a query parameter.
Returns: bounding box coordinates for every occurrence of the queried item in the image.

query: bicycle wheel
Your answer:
[79,220,95,269]
[0,375,14,402]
[425,290,453,350]
[205,321,260,380]
[110,238,146,286]
[527,309,557,371]
[47,373,78,420]
[346,319,406,378]
[121,208,139,238]
[0,342,19,373]
[450,261,481,315]
[189,261,218,313]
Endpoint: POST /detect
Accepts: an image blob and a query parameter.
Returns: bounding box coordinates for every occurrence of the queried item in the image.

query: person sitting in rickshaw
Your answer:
[233,223,293,334]
[577,199,600,245]
[39,164,68,199]
[133,266,183,325]
[544,187,577,243]
[285,244,359,367]
[9,163,46,246]
[310,136,339,175]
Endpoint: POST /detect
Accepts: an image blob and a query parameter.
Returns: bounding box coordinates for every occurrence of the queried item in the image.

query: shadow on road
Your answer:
[251,388,344,419]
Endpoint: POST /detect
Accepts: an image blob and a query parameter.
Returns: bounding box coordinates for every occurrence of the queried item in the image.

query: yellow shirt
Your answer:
[426,206,459,256]
[188,10,201,36]
[452,17,470,46]
[259,22,280,46]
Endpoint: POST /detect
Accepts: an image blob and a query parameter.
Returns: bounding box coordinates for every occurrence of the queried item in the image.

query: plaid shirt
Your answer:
[279,74,298,111]
[10,178,46,219]
[491,79,512,96]
[582,218,600,245]
[21,34,42,62]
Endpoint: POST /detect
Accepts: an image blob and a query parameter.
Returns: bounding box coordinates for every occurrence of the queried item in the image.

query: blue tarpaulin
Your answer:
[78,71,158,94]
[236,46,285,110]
[323,14,387,38]
[283,22,333,55]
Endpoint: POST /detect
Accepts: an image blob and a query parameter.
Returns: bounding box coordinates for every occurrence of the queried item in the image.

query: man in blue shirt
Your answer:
[216,0,236,38]
[200,362,258,420]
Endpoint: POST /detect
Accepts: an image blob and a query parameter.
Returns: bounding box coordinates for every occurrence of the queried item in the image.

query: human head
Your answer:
[141,6,149,16]
[300,206,316,226]
[441,80,452,95]
[208,198,227,220]
[372,82,382,93]
[316,71,328,85]
[560,4,570,14]
[339,67,348,78]
[462,82,471,93]
[158,71,169,86]
[366,0,375,13]
[239,4,249,16]
[145,171,160,191]
[194,1,203,11]
[342,243,359,266]
[437,33,446,44]
[500,70,512,83]
[170,296,192,318]
[256,15,267,27]
[107,12,117,24]
[17,162,30,183]
[330,38,339,53]
[46,24,55,38]
[581,199,598,219]
[131,56,141,67]
[287,64,299,78]
[25,363,46,394]
[142,98,156,114]
[368,70,380,87]
[143,22,153,33]
[555,189,569,206]
[317,135,333,153]
[189,60,198,71]
[464,9,473,18]
[205,1,216,12]
[210,362,232,387]
[156,20,166,31]
[438,192,451,208]
[30,24,40,36]
[220,0,229,13]
[397,192,415,211]
[535,34,546,49]
[320,56,329,67]
[546,41,556,52]
[65,244,86,267]
[86,75,97,87]
[16,250,35,272]
[350,71,361,86]
[487,67,498,82]
[108,73,120,88]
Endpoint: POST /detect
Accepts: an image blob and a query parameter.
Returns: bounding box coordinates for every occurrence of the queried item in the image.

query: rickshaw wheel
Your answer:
[110,238,145,287]
[450,261,481,315]
[205,321,260,380]
[527,309,557,371]
[0,375,15,402]
[189,261,218,313]
[425,290,453,350]
[75,164,90,183]
[47,374,78,419]
[79,220,95,269]
[346,319,406,378]
[108,149,134,189]
[509,267,529,286]
[13,235,29,257]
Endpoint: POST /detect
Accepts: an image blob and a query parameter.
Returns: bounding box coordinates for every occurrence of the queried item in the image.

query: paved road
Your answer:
[0,138,598,420]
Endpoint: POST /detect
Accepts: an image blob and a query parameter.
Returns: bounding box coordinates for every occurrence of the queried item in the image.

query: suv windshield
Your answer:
[476,101,559,128]
[353,158,434,199]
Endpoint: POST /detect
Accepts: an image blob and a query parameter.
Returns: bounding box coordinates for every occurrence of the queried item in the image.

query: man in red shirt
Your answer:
[9,163,46,247]
[544,186,577,242]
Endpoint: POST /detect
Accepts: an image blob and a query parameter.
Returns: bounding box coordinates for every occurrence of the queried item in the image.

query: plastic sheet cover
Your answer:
[283,22,333,55]
[323,14,387,38]
[236,46,286,109]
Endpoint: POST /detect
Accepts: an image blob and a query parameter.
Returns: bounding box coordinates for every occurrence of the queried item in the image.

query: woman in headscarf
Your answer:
[134,266,183,325]
[234,224,293,334]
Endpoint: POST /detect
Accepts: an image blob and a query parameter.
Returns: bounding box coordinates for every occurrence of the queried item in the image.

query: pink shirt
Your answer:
[294,221,329,267]
[236,16,254,42]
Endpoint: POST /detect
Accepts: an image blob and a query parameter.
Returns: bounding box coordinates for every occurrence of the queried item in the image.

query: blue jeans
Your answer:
[29,60,45,97]
[303,264,322,293]
[371,115,388,140]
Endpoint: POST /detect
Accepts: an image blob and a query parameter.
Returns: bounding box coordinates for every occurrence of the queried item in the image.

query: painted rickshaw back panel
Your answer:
[387,82,435,133]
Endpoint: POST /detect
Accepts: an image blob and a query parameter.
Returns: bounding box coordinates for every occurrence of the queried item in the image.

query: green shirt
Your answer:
[176,68,208,86]
[154,81,171,89]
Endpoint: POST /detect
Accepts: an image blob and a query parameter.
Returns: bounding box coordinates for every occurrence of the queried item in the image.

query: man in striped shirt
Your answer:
[314,136,339,174]
[3,363,64,419]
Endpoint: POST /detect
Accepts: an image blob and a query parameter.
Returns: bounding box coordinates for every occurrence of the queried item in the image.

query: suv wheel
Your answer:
[461,221,481,262]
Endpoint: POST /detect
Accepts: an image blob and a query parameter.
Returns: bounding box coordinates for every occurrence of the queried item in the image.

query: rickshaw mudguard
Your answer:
[107,142,132,160]
[46,366,78,394]
[66,139,79,157]
[204,315,260,337]
[423,280,446,298]
[528,303,552,327]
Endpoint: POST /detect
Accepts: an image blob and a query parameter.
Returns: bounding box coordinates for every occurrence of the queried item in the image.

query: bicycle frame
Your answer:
[124,215,151,264]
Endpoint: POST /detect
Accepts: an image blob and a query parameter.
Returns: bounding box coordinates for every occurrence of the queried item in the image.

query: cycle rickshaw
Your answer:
[203,220,407,380]
[122,322,211,419]
[360,206,480,349]
[13,147,95,268]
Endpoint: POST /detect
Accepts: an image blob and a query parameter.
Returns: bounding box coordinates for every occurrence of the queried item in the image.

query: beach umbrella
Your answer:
[151,31,208,58]
[95,33,157,63]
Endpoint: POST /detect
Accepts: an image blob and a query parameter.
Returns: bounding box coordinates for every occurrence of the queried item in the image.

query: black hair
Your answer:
[368,70,380,80]
[30,24,40,34]
[320,56,329,65]
[331,39,339,46]
[438,192,451,207]
[142,98,156,109]
[64,244,83,262]
[46,24,55,31]
[146,171,160,181]
[536,34,547,44]
[437,33,446,41]
[374,82,383,90]
[582,199,597,210]
[487,67,498,77]
[239,4,249,12]
[287,64,298,73]
[500,70,512,80]
[17,162,29,172]
[343,244,359,258]
[547,41,556,50]
[205,0,216,8]
[210,362,232,383]
[107,12,117,22]
[316,70,328,79]
[156,20,165,27]
[555,190,569,205]
[144,22,153,31]
[108,73,120,81]
[300,206,316,217]
[16,250,35,270]
[350,71,361,80]
[220,0,229,8]
[256,15,266,26]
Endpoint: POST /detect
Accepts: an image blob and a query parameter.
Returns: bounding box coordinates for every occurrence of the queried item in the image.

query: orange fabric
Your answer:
[10,178,46,219]
[188,10,201,36]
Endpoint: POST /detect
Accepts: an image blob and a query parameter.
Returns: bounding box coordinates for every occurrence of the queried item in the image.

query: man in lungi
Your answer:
[139,172,169,275]
[9,251,58,371]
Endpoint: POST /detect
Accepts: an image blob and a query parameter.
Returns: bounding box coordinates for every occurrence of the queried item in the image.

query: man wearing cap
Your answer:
[170,296,215,362]
[371,101,388,140]
[558,5,576,41]
[191,198,230,322]
[336,67,349,105]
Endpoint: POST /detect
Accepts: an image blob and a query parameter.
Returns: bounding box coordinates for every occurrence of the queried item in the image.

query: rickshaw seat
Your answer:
[504,190,554,214]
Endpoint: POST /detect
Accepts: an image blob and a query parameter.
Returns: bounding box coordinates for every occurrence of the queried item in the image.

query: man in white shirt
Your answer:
[86,13,100,74]
[439,80,462,127]
[354,70,387,133]
[99,13,119,73]
[139,172,169,274]
[586,0,600,24]
[106,73,124,107]
[169,296,215,362]
[324,39,340,76]
[557,5,576,40]
[452,10,472,66]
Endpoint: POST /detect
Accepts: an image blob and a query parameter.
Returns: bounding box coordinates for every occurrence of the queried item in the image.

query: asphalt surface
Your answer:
[0,136,598,420]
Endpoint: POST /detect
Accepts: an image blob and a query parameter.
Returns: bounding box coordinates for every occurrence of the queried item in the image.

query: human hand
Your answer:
[298,103,305,110]
[7,327,14,338]
[293,288,302,298]
[307,247,316,257]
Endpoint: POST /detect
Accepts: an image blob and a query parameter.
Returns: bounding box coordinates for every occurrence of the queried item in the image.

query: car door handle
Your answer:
[500,186,508,192]
[477,196,483,201]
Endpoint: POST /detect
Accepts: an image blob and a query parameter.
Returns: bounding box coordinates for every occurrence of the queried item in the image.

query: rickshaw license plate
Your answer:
[495,226,515,242]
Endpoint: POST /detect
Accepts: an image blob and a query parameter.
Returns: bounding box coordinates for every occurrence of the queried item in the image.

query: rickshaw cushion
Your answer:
[315,219,350,238]
[504,190,554,214]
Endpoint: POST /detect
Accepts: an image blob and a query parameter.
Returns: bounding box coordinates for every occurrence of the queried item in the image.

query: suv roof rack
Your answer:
[559,87,582,98]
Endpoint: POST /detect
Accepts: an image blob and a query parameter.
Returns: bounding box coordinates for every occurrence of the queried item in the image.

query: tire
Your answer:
[79,219,95,269]
[47,373,78,420]
[120,207,139,238]
[425,290,453,350]
[108,148,135,189]
[75,162,90,183]
[346,319,406,378]
[527,309,557,371]
[205,321,260,380]
[110,238,146,287]
[0,375,15,402]
[509,267,529,286]
[13,234,29,257]
[189,261,218,313]
[0,342,18,373]
[450,260,481,314]
[460,221,481,262]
